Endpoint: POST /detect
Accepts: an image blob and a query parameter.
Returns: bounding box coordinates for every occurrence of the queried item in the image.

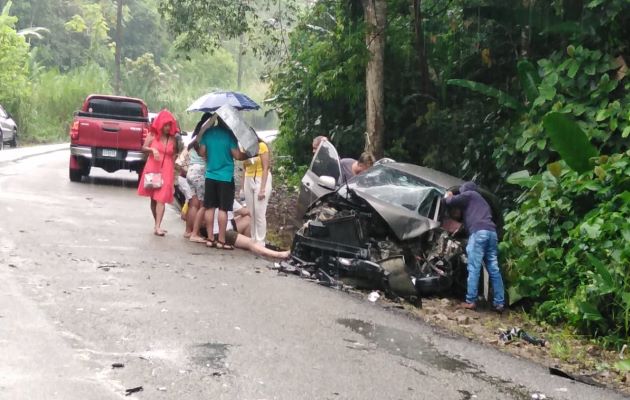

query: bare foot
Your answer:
[189,236,207,243]
[154,229,166,237]
[184,231,192,238]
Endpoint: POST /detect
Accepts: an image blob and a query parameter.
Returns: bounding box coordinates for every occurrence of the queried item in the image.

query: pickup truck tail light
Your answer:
[70,121,79,140]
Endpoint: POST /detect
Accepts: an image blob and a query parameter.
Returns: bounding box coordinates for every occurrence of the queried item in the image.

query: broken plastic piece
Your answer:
[368,291,380,302]
[111,363,124,368]
[125,386,143,396]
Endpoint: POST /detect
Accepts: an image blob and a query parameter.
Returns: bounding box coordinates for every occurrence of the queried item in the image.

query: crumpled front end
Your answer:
[288,194,467,302]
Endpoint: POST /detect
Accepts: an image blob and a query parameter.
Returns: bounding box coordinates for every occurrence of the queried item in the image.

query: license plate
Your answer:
[102,149,117,157]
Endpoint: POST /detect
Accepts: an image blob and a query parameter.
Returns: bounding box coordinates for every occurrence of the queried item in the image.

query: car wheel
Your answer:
[9,129,17,148]
[81,164,91,177]
[69,168,82,182]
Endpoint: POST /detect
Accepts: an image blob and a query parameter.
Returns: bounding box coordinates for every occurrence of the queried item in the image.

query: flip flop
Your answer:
[189,236,207,244]
[154,230,166,237]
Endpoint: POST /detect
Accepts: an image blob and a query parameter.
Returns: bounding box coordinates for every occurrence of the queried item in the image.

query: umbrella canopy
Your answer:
[215,105,259,158]
[186,91,260,113]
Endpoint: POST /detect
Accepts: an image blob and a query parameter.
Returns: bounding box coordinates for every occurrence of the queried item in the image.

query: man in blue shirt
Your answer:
[196,116,248,249]
[445,181,505,312]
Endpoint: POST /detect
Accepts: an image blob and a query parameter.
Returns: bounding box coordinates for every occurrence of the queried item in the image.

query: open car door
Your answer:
[295,140,341,223]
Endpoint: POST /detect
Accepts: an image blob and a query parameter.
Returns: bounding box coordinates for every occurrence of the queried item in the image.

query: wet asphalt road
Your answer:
[0,149,625,400]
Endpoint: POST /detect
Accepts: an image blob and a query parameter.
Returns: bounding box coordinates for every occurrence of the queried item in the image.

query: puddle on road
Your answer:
[192,343,231,370]
[338,318,470,372]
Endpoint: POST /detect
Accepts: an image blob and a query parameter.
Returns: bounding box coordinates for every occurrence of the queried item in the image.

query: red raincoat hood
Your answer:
[151,109,179,137]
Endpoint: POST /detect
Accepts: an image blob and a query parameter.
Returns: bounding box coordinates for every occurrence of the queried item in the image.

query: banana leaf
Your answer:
[517,60,540,104]
[542,112,599,173]
[447,79,523,111]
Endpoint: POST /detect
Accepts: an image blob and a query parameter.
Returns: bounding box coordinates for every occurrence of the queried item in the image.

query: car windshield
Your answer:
[349,165,444,218]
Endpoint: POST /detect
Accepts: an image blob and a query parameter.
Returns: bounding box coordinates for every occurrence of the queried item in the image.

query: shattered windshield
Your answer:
[349,165,444,218]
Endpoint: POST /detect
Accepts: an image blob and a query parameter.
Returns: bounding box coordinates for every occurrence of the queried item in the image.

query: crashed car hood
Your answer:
[337,186,440,241]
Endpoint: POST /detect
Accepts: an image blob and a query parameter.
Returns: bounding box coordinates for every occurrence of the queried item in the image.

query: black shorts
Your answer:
[204,178,235,211]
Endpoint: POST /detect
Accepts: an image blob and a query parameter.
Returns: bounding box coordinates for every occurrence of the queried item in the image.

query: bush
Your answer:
[19,64,112,143]
[504,153,630,346]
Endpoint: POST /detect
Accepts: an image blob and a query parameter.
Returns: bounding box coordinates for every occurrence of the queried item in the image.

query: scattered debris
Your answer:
[157,387,167,392]
[554,388,568,392]
[125,386,143,396]
[112,363,125,369]
[549,367,604,387]
[531,393,546,399]
[8,264,17,268]
[499,327,546,346]
[367,291,381,302]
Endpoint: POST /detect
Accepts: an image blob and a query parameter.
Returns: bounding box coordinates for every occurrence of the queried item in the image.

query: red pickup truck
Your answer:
[69,95,150,182]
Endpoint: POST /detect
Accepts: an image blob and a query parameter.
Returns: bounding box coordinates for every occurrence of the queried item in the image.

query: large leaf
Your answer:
[542,113,599,173]
[517,60,540,104]
[447,79,522,111]
[506,170,541,188]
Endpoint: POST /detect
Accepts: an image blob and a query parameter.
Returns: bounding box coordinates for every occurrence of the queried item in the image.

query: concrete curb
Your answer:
[0,143,68,166]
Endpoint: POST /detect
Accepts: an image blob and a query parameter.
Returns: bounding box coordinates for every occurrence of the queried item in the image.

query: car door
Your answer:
[295,140,341,222]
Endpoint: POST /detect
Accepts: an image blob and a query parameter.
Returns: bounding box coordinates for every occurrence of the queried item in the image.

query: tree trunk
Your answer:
[413,0,431,94]
[361,0,387,159]
[114,0,124,95]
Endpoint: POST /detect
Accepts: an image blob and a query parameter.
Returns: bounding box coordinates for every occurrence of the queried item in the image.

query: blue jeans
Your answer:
[465,230,505,306]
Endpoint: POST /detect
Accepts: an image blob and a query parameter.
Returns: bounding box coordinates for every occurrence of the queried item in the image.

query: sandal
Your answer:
[189,236,207,244]
[216,241,234,250]
[206,240,216,248]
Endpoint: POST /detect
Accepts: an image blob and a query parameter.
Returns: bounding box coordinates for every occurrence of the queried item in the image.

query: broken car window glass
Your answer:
[351,165,443,218]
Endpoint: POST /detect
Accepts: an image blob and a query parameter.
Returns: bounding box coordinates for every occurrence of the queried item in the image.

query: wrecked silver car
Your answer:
[288,141,501,303]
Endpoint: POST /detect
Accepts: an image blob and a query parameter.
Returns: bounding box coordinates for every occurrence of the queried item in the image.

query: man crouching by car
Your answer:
[445,182,505,312]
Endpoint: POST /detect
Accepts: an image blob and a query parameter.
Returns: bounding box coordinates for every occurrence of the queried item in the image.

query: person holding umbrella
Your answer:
[195,115,248,249]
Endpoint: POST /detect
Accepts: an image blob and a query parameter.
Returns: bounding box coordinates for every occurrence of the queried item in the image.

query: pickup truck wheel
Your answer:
[81,164,91,177]
[69,168,83,182]
[9,129,17,148]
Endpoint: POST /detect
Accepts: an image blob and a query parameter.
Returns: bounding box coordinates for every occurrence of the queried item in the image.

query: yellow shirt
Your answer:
[245,142,269,177]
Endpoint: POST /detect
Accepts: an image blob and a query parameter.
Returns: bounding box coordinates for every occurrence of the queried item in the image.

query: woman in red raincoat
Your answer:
[138,109,179,236]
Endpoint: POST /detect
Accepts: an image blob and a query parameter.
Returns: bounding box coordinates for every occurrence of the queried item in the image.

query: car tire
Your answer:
[9,129,17,148]
[82,164,91,177]
[69,168,82,182]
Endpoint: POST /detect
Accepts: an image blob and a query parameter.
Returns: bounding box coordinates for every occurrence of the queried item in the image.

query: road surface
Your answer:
[0,148,625,399]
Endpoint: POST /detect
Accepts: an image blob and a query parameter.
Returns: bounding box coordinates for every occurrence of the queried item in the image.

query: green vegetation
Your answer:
[1,0,276,143]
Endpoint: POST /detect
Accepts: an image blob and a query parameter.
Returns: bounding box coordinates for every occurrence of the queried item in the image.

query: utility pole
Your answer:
[114,0,124,95]
[237,35,244,90]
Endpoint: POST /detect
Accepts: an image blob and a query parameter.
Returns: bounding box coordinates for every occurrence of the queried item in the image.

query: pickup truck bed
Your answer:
[69,95,150,182]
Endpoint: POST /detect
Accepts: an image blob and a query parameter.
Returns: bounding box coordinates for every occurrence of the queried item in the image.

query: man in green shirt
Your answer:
[196,116,248,249]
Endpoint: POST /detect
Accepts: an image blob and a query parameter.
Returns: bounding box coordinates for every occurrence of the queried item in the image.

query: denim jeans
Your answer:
[465,230,505,306]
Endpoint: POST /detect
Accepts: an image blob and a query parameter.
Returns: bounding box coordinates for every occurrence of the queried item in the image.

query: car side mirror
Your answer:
[318,175,337,190]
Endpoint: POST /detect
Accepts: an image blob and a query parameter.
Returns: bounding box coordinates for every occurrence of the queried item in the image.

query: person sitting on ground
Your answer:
[444,182,505,312]
[339,152,375,183]
[312,136,327,154]
[191,200,288,259]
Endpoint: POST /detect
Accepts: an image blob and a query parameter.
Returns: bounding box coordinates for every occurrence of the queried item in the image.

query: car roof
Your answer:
[383,162,465,190]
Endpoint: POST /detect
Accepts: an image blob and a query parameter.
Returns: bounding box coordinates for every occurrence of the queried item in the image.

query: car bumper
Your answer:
[70,145,146,163]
